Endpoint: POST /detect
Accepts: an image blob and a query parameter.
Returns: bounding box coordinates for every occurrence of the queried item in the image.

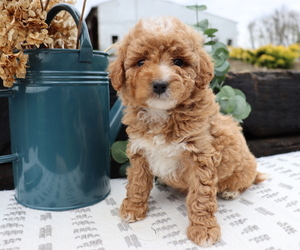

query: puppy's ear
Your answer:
[108,51,126,91]
[195,49,214,89]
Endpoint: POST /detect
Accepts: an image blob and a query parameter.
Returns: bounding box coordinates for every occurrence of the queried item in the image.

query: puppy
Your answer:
[108,16,266,247]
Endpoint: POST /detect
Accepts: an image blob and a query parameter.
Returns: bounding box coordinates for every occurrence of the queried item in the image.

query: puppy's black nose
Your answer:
[152,81,168,95]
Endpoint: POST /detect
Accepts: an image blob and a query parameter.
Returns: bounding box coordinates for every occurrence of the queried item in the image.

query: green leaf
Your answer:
[111,140,128,163]
[233,88,246,99]
[219,96,236,114]
[214,60,230,77]
[119,161,130,177]
[210,76,225,92]
[212,47,229,68]
[232,96,251,120]
[216,75,226,83]
[211,43,229,65]
[244,103,252,119]
[213,53,227,68]
[204,41,216,46]
[216,86,237,114]
[186,4,207,11]
[209,77,221,91]
[195,19,209,31]
[211,42,228,52]
[232,95,247,114]
[204,28,218,37]
[217,85,235,98]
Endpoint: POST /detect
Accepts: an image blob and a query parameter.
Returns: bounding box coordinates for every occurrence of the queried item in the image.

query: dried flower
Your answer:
[0,0,77,87]
[0,51,28,87]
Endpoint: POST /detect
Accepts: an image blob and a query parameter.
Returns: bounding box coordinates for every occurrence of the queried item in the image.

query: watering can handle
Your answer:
[46,3,93,63]
[46,3,123,143]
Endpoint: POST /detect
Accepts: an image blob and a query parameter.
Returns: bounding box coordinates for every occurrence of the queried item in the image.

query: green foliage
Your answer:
[193,19,209,31]
[186,4,207,11]
[229,44,300,69]
[111,140,128,163]
[204,28,218,37]
[119,161,130,176]
[216,86,251,123]
[111,140,129,176]
[187,4,251,122]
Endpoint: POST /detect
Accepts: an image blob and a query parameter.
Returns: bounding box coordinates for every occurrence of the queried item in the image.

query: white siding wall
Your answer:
[97,0,237,51]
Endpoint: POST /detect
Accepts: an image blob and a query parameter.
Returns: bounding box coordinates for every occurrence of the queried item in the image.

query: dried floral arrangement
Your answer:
[0,0,77,87]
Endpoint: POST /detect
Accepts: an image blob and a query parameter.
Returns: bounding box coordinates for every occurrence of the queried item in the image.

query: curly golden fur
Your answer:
[108,16,267,247]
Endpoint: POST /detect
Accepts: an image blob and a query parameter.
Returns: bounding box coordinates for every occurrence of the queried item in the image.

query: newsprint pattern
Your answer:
[1,151,300,250]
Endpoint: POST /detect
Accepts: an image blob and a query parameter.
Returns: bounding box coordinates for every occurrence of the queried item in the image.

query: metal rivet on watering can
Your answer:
[0,3,123,211]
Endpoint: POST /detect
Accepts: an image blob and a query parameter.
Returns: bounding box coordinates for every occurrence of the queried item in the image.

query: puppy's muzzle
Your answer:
[152,81,168,95]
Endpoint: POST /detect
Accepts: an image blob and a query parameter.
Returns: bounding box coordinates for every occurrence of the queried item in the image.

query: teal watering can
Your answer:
[0,3,123,211]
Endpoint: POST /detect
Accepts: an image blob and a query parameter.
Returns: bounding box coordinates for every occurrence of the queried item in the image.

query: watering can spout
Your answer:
[109,98,123,143]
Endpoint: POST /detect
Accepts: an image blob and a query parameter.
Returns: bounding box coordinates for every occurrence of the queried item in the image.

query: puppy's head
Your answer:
[108,16,213,110]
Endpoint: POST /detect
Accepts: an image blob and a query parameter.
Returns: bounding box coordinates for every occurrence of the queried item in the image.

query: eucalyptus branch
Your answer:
[186,4,251,122]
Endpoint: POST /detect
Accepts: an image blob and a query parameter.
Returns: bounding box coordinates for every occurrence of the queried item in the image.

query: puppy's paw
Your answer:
[119,198,148,223]
[187,224,221,247]
[218,190,240,200]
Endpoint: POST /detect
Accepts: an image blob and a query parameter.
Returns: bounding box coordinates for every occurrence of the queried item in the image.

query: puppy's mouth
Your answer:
[146,80,177,110]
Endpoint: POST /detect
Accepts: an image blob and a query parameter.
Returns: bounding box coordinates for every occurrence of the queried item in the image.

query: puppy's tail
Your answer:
[254,171,269,184]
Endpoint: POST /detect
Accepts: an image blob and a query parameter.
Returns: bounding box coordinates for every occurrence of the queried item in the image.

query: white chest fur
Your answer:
[130,135,185,179]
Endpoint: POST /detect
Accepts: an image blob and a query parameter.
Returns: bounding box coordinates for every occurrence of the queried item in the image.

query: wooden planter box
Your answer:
[225,71,300,156]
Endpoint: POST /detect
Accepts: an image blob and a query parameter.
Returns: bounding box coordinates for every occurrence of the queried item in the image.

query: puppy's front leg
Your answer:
[120,153,153,223]
[186,158,221,247]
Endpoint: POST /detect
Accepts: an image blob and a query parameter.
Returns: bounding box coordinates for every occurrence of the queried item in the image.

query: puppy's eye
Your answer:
[137,60,145,67]
[173,58,184,67]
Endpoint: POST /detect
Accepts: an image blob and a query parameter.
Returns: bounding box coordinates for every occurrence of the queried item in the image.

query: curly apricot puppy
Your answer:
[108,16,266,247]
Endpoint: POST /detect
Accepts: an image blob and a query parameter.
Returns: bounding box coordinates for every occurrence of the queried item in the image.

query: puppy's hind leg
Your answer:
[120,153,154,223]
[218,171,268,200]
[217,170,250,201]
[218,190,240,200]
[217,167,268,200]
